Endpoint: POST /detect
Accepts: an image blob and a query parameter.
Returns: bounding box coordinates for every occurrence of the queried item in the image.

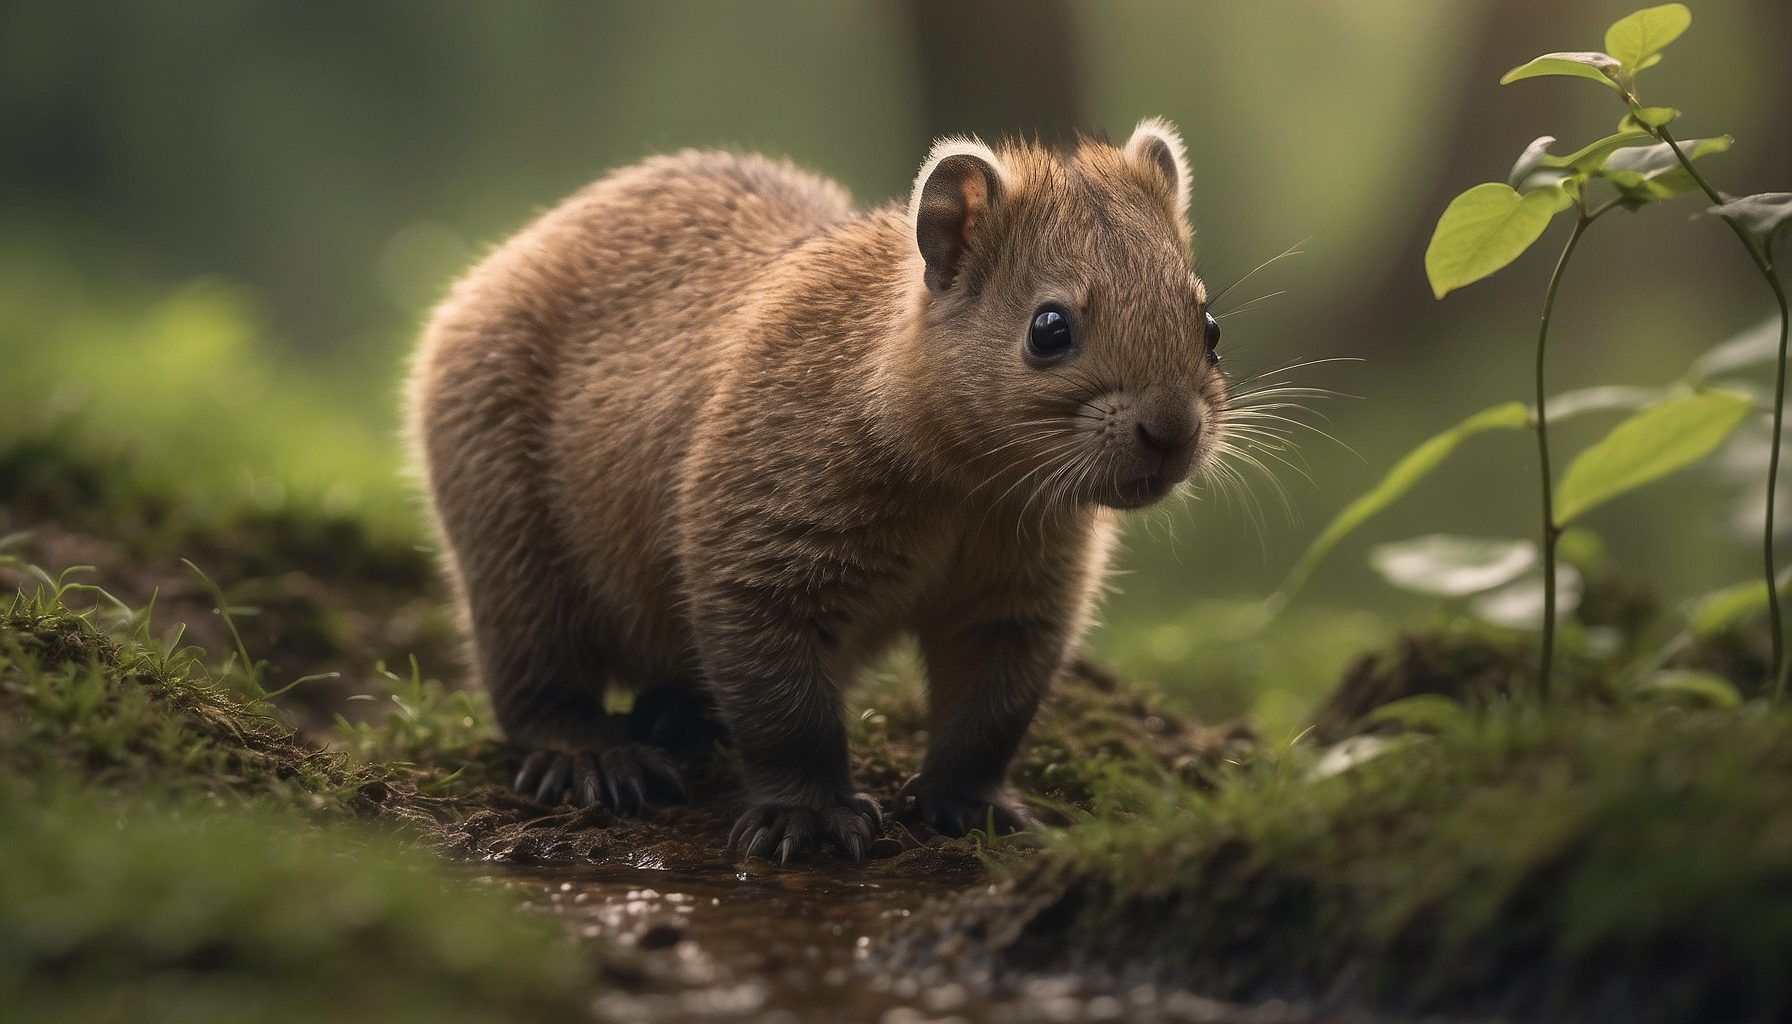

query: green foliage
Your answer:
[968,699,1792,1019]
[1688,569,1792,640]
[1497,52,1622,91]
[1366,535,1536,598]
[1712,193,1792,245]
[1632,668,1741,709]
[0,249,414,544]
[0,588,364,810]
[1424,183,1572,298]
[1554,391,1752,523]
[1268,402,1528,610]
[1289,3,1790,698]
[1602,3,1692,71]
[334,658,495,783]
[0,573,595,1023]
[1602,136,1733,206]
[0,790,591,1024]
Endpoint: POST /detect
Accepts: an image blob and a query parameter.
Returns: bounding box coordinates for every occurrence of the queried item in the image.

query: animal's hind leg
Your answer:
[458,566,687,814]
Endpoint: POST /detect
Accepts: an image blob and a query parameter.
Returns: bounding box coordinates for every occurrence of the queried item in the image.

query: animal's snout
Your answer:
[1132,400,1200,482]
[1135,417,1196,455]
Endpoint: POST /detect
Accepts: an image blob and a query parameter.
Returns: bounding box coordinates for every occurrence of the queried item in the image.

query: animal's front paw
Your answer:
[728,792,884,865]
[512,744,687,814]
[894,773,1036,836]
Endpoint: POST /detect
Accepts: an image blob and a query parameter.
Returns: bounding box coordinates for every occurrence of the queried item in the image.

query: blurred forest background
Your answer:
[3,0,1788,731]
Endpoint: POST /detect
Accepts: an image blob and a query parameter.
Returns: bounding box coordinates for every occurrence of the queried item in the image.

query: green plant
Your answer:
[1272,5,1788,699]
[1495,4,1792,695]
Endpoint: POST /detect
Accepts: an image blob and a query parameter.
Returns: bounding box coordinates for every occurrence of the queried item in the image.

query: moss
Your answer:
[0,579,599,1023]
[903,699,1792,1022]
[0,595,379,812]
[1313,625,1615,742]
[0,791,593,1024]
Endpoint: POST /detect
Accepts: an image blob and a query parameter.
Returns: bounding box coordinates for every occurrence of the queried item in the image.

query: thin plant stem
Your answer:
[1767,237,1792,699]
[1655,125,1792,696]
[1533,204,1596,701]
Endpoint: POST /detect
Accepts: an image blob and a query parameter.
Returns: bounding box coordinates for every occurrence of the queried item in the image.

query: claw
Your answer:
[850,792,886,828]
[745,825,776,863]
[640,748,688,800]
[514,750,554,795]
[898,773,1035,836]
[572,752,603,807]
[620,772,647,814]
[534,753,571,805]
[728,795,882,864]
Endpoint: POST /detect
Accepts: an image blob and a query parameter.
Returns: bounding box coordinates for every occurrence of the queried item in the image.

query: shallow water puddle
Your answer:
[499,860,1332,1024]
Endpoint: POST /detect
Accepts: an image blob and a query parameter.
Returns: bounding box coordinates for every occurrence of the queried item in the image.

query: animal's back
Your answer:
[410,151,856,688]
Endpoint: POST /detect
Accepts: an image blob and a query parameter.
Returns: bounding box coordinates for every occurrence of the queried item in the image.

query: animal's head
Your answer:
[907,118,1228,511]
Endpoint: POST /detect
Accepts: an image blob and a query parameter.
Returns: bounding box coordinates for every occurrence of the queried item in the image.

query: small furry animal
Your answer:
[408,117,1229,862]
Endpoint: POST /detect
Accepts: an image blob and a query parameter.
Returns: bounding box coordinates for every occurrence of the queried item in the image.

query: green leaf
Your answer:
[1368,535,1538,597]
[1604,4,1691,71]
[1507,135,1558,191]
[1543,384,1668,420]
[1469,565,1583,631]
[1268,402,1530,613]
[1690,569,1792,638]
[1555,391,1753,523]
[1507,131,1653,192]
[1633,669,1741,709]
[1687,318,1783,381]
[1500,52,1623,90]
[1710,193,1792,244]
[1542,130,1655,172]
[1308,735,1411,782]
[1600,136,1733,204]
[1620,106,1680,131]
[1425,183,1573,299]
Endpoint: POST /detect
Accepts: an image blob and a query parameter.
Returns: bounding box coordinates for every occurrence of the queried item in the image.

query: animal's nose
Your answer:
[1134,410,1198,456]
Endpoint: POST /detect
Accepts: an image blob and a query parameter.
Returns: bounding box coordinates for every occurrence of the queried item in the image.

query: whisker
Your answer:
[1207,237,1309,308]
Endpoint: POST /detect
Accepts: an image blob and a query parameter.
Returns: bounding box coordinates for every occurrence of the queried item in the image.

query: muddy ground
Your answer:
[4,500,1303,1024]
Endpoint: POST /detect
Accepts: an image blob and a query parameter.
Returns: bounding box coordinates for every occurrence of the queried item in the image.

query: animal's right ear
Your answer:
[909,138,1006,294]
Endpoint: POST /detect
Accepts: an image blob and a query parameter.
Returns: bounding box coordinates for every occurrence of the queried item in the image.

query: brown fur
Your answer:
[406,120,1228,861]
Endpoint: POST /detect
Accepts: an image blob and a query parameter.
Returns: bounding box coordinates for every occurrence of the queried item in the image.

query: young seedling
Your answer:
[1272,5,1780,702]
[1500,2,1792,696]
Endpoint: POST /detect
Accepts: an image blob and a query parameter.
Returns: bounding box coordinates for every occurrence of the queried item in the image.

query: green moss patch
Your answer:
[899,697,1792,1022]
[0,792,594,1024]
[0,583,599,1023]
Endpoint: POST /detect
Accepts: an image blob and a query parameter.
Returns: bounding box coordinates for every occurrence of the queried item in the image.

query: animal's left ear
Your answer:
[1124,117,1191,233]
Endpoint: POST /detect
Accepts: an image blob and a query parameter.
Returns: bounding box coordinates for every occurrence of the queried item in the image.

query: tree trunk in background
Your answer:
[1758,0,1792,185]
[906,0,1084,144]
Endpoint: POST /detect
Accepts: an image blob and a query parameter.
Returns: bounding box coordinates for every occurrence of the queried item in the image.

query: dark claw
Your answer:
[728,794,882,864]
[745,825,776,863]
[849,792,886,829]
[896,773,1035,837]
[597,749,645,814]
[515,744,688,814]
[728,810,762,853]
[534,753,572,805]
[640,748,688,801]
[573,752,603,807]
[514,750,554,795]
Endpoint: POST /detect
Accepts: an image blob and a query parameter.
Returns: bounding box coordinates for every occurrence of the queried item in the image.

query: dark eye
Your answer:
[1203,310,1221,363]
[1024,302,1076,364]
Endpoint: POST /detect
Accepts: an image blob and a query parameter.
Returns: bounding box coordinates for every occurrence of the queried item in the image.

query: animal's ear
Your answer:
[909,137,1006,294]
[1125,117,1191,230]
